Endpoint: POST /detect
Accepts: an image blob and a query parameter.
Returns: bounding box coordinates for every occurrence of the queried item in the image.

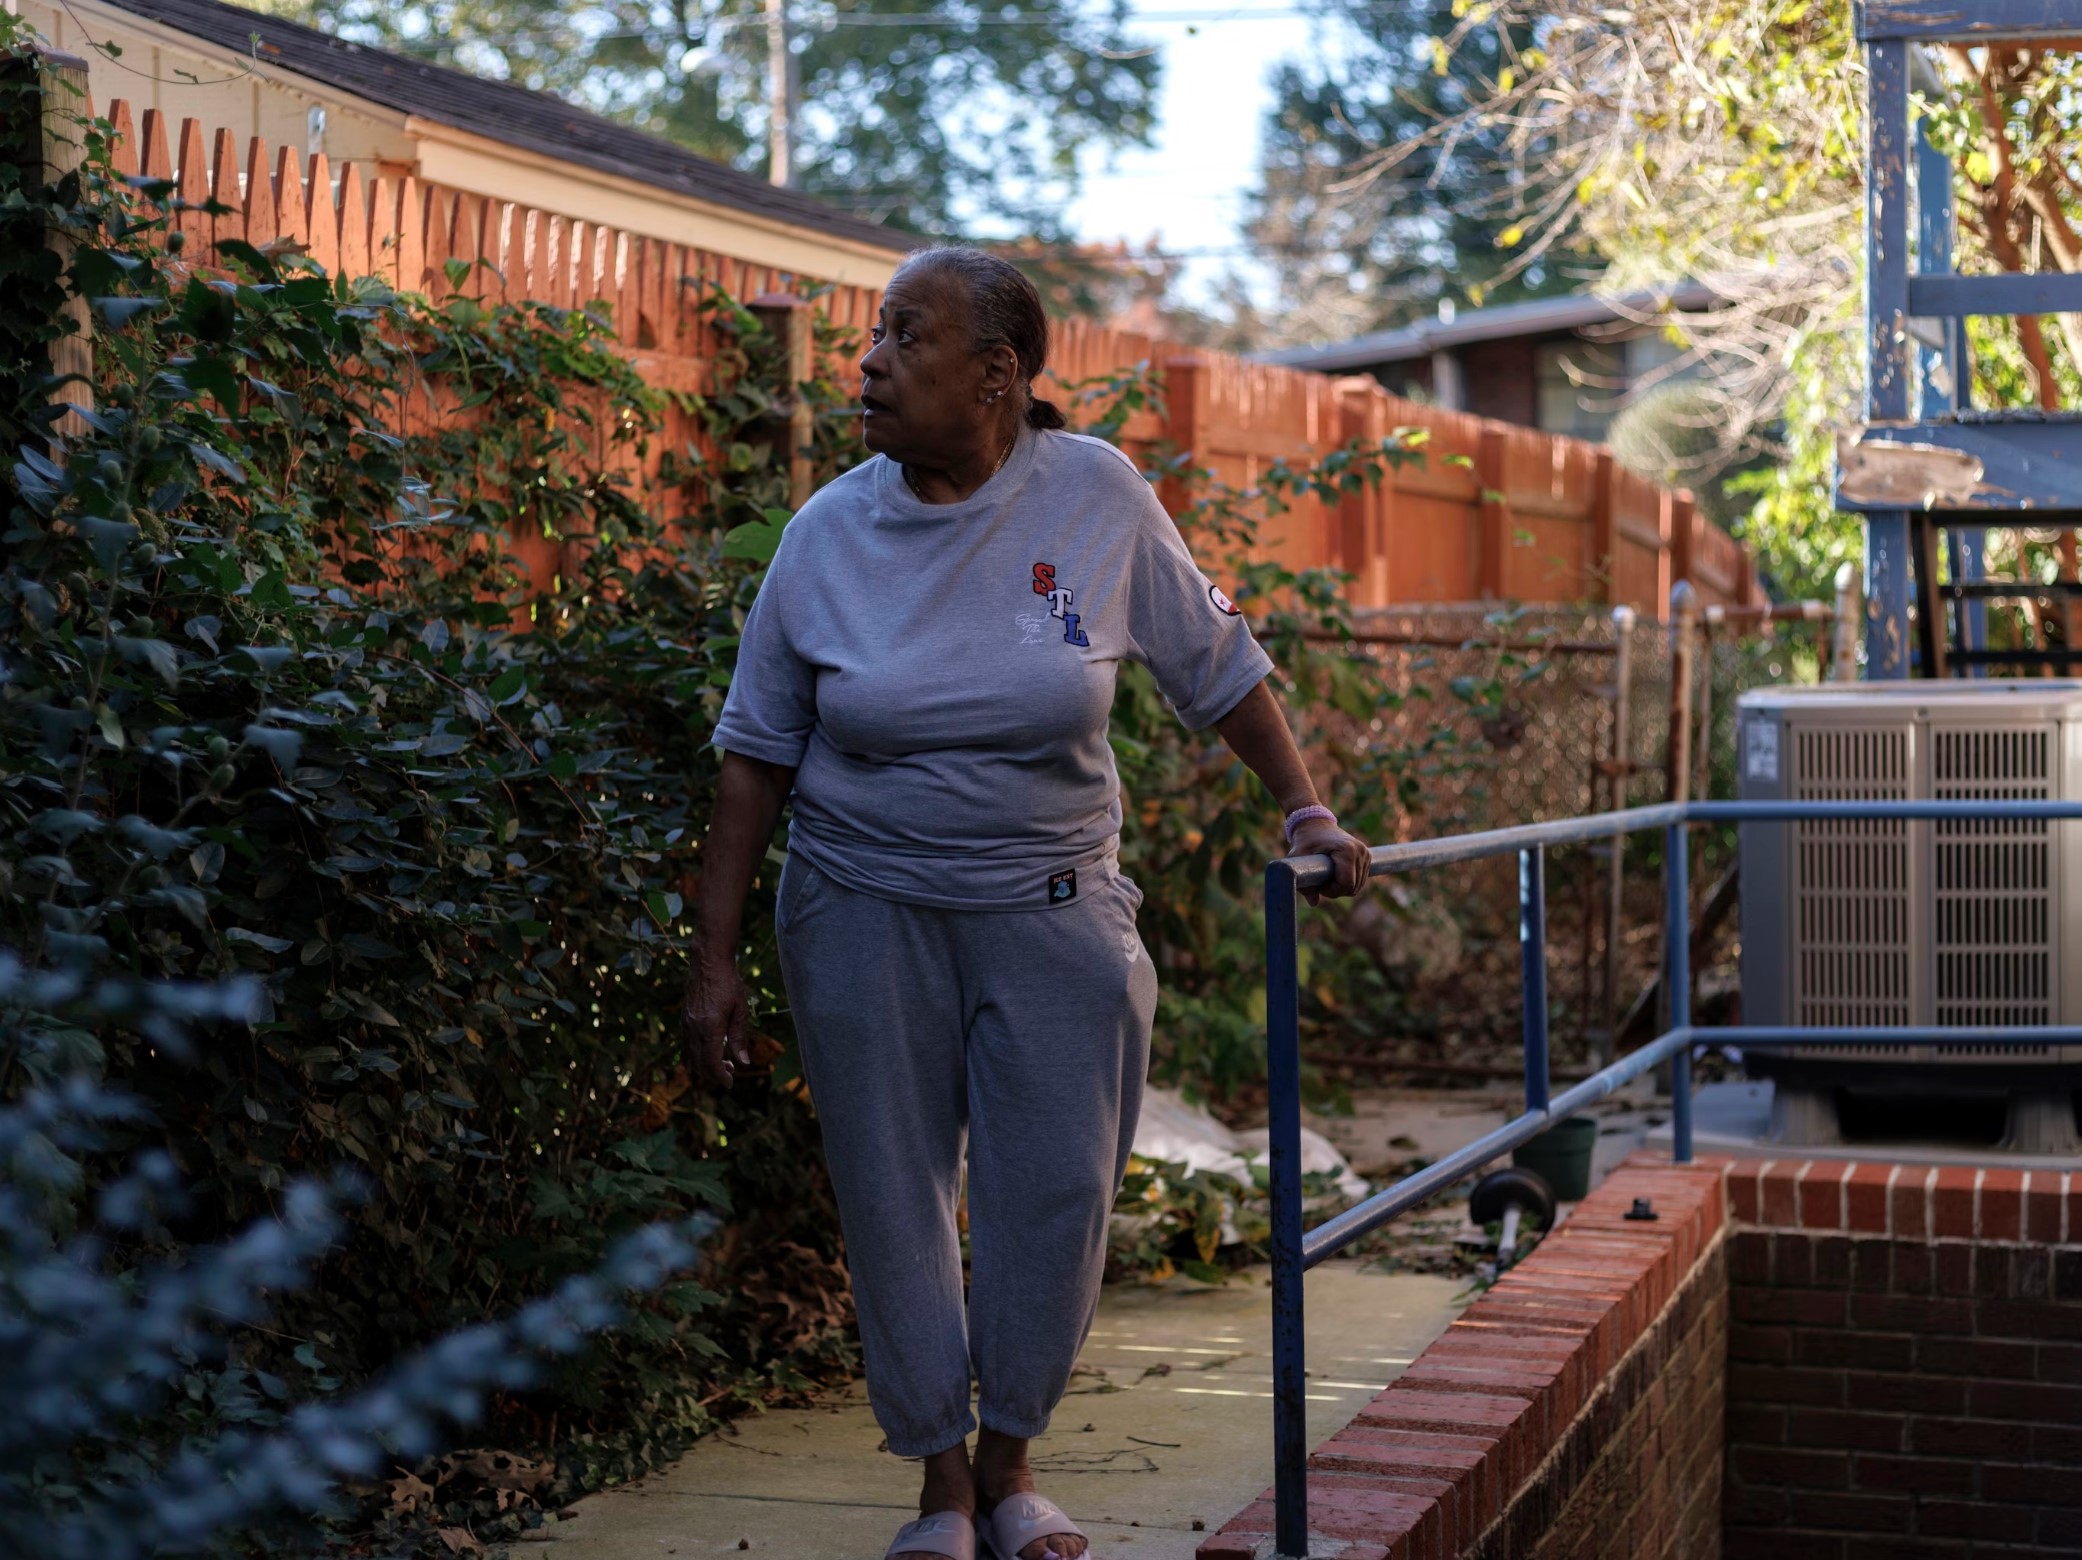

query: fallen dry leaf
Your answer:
[641,1066,692,1130]
[451,1449,555,1494]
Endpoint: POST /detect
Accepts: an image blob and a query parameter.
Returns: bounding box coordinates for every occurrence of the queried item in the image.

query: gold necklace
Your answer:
[905,431,1016,501]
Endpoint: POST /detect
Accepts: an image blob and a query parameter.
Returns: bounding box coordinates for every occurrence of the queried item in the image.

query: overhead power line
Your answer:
[368,0,1388,52]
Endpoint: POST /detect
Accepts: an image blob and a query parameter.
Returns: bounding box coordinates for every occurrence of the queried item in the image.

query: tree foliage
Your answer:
[1272,2,2082,601]
[255,0,1161,241]
[1228,0,1591,349]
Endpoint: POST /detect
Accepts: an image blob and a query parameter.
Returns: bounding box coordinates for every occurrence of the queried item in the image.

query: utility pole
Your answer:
[766,0,796,187]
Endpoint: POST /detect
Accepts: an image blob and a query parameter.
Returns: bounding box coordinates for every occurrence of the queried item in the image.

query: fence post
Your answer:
[13,48,94,445]
[1590,448,1618,603]
[1477,424,1509,599]
[1337,381,1381,604]
[1264,861,1309,1560]
[1160,353,1206,521]
[748,292,816,510]
[1665,581,1699,807]
[1669,489,1696,597]
[1832,561,1863,681]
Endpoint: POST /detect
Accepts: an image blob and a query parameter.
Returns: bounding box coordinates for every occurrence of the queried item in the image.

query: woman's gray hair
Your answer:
[895,247,1068,431]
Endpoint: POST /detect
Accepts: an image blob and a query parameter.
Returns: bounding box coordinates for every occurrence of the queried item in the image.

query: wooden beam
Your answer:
[1911,512,1949,677]
[1839,420,2082,511]
[1914,123,1967,417]
[1868,41,1914,423]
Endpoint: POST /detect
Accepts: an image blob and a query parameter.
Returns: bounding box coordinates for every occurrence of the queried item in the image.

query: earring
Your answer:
[986,390,1002,403]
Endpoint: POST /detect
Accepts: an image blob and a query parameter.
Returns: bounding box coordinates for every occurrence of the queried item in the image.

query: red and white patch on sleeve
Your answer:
[1207,583,1242,616]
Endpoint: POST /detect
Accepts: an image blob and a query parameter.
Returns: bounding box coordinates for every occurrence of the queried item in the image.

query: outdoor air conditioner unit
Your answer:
[1735,681,2082,1152]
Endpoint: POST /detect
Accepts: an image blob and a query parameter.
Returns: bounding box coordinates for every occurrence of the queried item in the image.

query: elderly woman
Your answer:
[684,247,1368,1560]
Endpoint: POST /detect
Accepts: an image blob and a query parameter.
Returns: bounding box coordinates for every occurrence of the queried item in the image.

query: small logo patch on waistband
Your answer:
[1048,868,1078,904]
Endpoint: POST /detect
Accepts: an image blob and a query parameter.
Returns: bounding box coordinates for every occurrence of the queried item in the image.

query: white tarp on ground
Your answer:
[1133,1087,1368,1202]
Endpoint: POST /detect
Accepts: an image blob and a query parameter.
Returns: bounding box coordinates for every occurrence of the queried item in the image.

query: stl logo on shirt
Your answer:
[1031,562,1090,647]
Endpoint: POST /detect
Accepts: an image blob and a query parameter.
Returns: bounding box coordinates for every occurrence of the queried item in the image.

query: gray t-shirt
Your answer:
[712,426,1274,911]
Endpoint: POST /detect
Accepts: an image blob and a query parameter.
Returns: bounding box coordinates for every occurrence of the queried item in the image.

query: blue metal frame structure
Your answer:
[1849,2,2082,676]
[1259,795,2082,1558]
[1914,104,1987,668]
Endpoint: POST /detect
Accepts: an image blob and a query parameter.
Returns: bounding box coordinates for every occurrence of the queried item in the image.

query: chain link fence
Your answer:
[1308,598,1843,1067]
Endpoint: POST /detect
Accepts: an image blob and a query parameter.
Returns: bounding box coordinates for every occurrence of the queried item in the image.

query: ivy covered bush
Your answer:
[3,44,858,1541]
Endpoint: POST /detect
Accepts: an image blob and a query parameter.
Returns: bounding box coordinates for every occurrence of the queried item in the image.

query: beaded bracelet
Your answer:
[1282,804,1337,846]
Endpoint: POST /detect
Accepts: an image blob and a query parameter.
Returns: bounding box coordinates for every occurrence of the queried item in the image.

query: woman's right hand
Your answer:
[682,951,753,1090]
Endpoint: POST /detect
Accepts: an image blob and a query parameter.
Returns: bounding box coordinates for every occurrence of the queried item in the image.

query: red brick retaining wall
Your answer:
[1196,1153,2082,1560]
[1721,1159,2082,1559]
[1197,1160,1729,1560]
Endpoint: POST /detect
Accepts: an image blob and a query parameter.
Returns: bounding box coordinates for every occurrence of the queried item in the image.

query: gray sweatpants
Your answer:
[775,856,1157,1458]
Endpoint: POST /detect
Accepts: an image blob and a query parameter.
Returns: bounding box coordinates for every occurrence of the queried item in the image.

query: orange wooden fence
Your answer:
[89,95,1761,618]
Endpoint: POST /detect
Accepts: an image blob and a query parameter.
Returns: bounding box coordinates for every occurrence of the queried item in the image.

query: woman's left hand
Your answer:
[1287,817,1371,904]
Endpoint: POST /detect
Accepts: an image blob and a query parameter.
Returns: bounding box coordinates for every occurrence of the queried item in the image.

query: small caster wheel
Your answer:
[1469,1166,1556,1274]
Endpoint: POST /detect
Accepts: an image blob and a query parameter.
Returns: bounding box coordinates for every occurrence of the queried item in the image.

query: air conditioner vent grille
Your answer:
[1933,727,2053,1027]
[1793,726,1912,1027]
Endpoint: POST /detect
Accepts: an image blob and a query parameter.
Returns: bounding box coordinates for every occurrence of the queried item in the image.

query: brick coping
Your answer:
[1197,1158,1728,1560]
[1705,1155,2078,1245]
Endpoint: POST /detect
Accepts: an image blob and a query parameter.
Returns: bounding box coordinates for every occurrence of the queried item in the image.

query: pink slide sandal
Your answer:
[981,1494,1087,1560]
[884,1510,977,1560]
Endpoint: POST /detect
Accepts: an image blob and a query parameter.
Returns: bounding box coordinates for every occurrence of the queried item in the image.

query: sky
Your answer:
[1059,9,1326,311]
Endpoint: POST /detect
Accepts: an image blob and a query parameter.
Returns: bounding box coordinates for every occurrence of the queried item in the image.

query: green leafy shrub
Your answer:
[0,984,706,1560]
[1,62,857,1543]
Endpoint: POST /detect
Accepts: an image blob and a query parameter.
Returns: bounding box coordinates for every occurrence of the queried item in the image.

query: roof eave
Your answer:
[1255,281,1725,371]
[404,115,912,269]
[55,0,415,132]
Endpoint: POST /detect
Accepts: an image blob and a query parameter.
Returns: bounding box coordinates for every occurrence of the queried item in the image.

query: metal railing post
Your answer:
[1264,861,1309,1559]
[1665,819,1694,1163]
[1520,845,1551,1115]
[1659,584,1699,1044]
[1262,797,2082,1537]
[1601,605,1636,1064]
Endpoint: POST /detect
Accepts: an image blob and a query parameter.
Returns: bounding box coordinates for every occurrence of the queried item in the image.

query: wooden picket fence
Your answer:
[83,91,1761,617]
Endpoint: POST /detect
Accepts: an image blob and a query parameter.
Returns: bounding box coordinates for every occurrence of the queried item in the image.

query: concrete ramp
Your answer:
[541,1263,1467,1560]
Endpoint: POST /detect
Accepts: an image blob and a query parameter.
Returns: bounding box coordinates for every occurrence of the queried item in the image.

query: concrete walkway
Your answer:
[538,1261,1467,1560]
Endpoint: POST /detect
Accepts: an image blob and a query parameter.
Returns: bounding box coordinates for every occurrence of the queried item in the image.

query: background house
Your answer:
[10,0,910,286]
[1257,282,1718,442]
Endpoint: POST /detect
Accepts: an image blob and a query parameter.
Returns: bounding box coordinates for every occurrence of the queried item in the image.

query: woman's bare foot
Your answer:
[895,1443,977,1559]
[973,1428,1088,1560]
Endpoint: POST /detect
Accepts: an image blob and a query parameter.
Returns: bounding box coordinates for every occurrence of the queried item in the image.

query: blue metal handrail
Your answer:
[1262,797,2082,1558]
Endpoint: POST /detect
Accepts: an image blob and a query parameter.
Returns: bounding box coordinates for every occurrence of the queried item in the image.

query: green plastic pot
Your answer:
[1511,1114,1599,1202]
